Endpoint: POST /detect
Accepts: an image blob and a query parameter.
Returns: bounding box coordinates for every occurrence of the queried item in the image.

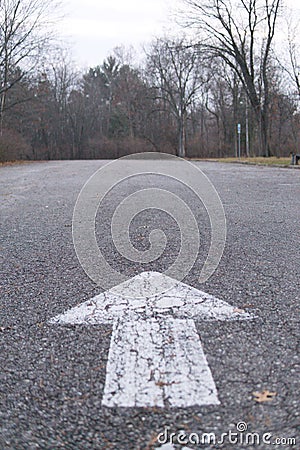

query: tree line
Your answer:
[1,0,300,161]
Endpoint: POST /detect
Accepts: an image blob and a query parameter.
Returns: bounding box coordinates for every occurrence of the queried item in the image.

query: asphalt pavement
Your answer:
[0,160,299,449]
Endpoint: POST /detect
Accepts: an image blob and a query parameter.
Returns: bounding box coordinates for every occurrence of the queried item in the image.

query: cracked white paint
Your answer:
[50,271,253,325]
[102,317,219,407]
[49,271,255,408]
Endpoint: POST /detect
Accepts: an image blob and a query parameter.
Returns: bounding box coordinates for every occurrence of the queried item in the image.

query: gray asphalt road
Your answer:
[0,160,299,449]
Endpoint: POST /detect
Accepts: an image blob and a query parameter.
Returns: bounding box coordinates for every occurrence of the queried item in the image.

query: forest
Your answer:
[1,0,300,161]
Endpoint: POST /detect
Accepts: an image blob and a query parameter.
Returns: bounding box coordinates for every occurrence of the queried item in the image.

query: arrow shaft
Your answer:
[102,317,220,408]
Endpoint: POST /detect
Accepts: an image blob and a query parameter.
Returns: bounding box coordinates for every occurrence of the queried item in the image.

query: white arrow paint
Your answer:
[102,317,219,407]
[50,272,254,408]
[155,445,192,450]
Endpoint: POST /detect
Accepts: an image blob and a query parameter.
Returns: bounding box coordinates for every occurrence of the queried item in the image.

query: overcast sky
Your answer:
[59,0,179,68]
[59,0,300,69]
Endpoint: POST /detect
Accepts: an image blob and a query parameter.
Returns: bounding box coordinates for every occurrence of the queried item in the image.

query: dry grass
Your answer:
[0,156,297,168]
[190,157,293,166]
[0,160,43,167]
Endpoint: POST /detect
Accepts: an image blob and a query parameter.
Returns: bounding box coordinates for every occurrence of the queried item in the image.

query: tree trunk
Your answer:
[0,92,5,136]
[260,108,269,157]
[178,115,186,158]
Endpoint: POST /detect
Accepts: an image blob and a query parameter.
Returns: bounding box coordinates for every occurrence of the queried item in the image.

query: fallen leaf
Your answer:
[233,308,245,314]
[145,432,160,450]
[155,380,179,387]
[253,390,276,403]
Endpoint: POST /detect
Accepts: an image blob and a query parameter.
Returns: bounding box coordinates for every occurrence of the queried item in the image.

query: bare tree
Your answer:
[0,0,60,133]
[146,37,207,157]
[181,0,282,156]
[278,12,300,101]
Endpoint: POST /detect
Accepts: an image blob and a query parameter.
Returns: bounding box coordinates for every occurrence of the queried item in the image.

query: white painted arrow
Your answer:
[49,272,254,408]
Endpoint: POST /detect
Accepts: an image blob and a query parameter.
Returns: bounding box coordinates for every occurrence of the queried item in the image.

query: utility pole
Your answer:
[237,123,241,158]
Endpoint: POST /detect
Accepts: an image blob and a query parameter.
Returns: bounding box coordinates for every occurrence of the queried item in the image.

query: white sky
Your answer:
[59,0,300,69]
[59,0,179,68]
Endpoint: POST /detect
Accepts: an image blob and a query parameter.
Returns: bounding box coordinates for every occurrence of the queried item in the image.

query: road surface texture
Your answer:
[0,160,299,449]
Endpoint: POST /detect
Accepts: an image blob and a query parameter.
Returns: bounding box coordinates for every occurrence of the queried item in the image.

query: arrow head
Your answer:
[49,272,255,325]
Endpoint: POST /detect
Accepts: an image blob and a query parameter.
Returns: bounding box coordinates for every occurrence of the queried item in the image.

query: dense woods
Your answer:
[1,0,300,161]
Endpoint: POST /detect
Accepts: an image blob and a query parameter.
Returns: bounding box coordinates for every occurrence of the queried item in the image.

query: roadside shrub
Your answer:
[0,129,30,162]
